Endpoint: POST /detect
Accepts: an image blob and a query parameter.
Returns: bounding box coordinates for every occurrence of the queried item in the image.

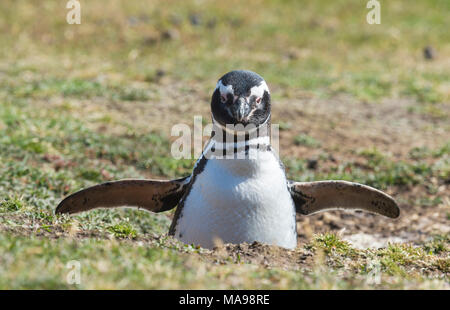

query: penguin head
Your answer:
[211,70,271,130]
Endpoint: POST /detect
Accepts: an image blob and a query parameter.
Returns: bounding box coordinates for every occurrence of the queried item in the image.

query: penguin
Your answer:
[56,70,400,249]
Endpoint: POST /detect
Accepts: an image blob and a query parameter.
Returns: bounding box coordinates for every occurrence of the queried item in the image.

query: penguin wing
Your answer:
[288,180,400,218]
[56,177,190,215]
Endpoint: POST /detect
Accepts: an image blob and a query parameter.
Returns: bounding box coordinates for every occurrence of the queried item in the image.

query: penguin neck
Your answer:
[204,120,274,176]
[210,114,271,138]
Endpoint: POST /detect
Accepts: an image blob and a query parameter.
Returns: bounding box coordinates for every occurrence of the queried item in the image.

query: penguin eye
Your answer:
[255,97,262,104]
[220,94,228,103]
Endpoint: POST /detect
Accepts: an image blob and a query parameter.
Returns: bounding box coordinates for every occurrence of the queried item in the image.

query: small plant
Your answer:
[294,134,321,148]
[117,88,150,102]
[310,233,355,256]
[278,121,292,131]
[433,258,450,273]
[423,235,449,255]
[409,146,430,160]
[0,196,24,213]
[107,223,137,239]
[374,243,427,276]
[432,143,450,158]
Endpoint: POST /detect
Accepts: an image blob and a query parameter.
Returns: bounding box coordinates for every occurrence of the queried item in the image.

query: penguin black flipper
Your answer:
[288,180,400,218]
[56,176,190,215]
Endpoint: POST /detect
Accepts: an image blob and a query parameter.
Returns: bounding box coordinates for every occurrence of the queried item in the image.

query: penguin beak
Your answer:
[232,96,249,122]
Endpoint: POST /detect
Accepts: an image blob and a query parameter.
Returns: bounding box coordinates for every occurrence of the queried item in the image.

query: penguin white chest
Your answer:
[174,151,297,249]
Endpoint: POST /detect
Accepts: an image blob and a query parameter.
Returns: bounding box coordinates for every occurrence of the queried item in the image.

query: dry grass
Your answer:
[0,0,448,289]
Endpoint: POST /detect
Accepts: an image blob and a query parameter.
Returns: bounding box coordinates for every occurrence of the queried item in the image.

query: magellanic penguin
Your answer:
[56,70,400,249]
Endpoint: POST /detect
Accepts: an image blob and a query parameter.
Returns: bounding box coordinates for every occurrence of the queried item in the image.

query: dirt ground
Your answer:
[44,82,449,251]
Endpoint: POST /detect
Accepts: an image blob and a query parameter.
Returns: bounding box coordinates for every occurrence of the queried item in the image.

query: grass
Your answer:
[0,232,447,289]
[107,222,137,239]
[0,196,24,213]
[0,0,449,289]
[294,134,322,148]
[1,1,449,103]
[284,144,449,189]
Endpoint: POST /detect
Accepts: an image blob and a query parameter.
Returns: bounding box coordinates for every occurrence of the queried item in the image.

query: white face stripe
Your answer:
[250,80,270,98]
[215,80,234,96]
[216,80,270,99]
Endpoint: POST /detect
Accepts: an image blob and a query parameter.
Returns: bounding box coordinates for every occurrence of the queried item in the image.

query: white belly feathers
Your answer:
[174,146,297,249]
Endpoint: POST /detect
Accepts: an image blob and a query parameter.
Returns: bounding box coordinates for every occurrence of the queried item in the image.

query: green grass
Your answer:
[294,134,322,148]
[0,196,24,213]
[0,0,449,102]
[423,235,449,255]
[107,222,137,239]
[0,232,447,289]
[308,233,355,256]
[5,78,152,102]
[285,143,449,189]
